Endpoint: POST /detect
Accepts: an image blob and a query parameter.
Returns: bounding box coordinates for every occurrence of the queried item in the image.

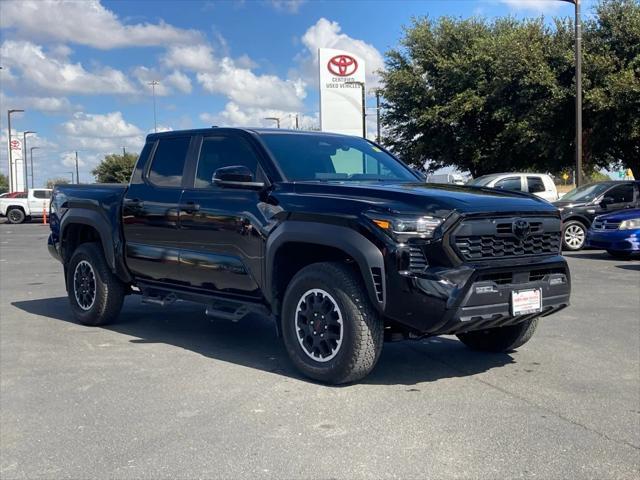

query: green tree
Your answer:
[584,0,640,178]
[46,177,70,189]
[0,173,8,194]
[92,153,138,183]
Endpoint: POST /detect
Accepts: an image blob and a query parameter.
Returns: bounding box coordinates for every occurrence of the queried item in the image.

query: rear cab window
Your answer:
[33,190,51,199]
[526,176,545,193]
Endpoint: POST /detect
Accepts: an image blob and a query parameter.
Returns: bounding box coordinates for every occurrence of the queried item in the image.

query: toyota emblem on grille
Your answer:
[512,219,531,240]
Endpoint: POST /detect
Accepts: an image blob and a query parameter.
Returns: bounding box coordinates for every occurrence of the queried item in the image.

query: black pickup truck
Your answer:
[48,128,570,384]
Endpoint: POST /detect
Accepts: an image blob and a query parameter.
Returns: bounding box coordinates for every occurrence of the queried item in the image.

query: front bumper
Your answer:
[586,229,640,253]
[383,252,570,336]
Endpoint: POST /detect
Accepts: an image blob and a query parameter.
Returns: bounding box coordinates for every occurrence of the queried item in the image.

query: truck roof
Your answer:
[146,127,356,141]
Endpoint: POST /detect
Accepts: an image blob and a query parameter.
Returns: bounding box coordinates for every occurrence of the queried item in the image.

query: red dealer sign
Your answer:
[327,54,358,77]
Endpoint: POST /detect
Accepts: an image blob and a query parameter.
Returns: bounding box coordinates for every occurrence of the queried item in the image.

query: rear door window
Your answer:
[33,190,51,199]
[607,184,635,203]
[494,176,522,192]
[147,137,190,187]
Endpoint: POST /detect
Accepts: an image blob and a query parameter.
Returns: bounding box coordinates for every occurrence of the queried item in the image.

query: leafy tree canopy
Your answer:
[92,153,138,184]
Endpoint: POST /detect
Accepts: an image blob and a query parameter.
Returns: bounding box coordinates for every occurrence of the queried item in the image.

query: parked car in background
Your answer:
[587,209,640,259]
[426,172,466,185]
[467,173,558,202]
[553,181,640,251]
[0,191,27,199]
[0,188,52,224]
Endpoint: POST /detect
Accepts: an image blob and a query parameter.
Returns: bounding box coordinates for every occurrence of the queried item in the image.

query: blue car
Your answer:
[587,208,640,258]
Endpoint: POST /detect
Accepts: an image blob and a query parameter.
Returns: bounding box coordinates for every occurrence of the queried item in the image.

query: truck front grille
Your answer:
[452,216,562,261]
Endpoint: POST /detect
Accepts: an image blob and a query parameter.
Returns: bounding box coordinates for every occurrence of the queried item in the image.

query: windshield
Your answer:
[467,175,498,187]
[260,133,417,182]
[561,183,612,202]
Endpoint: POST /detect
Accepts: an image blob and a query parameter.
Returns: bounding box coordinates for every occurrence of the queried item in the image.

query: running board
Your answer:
[141,292,177,307]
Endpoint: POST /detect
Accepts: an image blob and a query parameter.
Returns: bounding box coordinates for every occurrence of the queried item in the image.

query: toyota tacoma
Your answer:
[48,128,571,384]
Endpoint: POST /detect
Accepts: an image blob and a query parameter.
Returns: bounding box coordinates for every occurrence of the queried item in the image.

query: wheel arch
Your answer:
[563,215,590,228]
[265,221,385,318]
[60,210,115,271]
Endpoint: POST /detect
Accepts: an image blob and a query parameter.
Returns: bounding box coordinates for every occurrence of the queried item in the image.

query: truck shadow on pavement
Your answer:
[12,296,515,386]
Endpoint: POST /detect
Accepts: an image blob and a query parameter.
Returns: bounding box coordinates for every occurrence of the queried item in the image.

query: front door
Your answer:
[177,133,268,299]
[122,136,192,284]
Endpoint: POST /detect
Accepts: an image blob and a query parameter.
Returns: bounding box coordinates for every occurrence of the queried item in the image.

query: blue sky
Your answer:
[0,0,595,185]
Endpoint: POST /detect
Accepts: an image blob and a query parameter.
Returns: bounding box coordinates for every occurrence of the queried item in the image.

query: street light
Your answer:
[23,131,36,189]
[75,151,80,184]
[264,117,281,128]
[29,147,40,189]
[7,109,24,192]
[148,80,160,133]
[65,171,75,184]
[560,0,582,187]
[345,81,366,138]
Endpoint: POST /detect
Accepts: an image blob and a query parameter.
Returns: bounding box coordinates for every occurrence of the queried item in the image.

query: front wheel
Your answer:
[457,318,539,352]
[66,243,125,326]
[281,262,383,384]
[562,220,587,251]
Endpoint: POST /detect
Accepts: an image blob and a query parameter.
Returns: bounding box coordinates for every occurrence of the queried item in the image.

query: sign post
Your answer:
[319,48,366,137]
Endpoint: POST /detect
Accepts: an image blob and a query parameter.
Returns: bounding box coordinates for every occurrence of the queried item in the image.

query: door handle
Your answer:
[124,198,144,208]
[179,202,200,213]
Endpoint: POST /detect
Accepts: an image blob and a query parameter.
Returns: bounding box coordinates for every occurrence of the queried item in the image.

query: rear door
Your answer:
[176,132,268,298]
[122,135,193,283]
[28,189,51,215]
[603,183,636,213]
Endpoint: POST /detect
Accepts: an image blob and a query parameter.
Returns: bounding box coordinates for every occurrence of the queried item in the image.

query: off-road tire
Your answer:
[67,242,125,326]
[281,262,383,384]
[457,318,539,353]
[562,220,587,251]
[6,208,25,224]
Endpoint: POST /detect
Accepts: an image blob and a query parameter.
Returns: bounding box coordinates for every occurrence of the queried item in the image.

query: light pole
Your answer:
[29,147,40,188]
[23,131,36,189]
[375,90,381,144]
[7,109,24,192]
[66,171,75,184]
[75,151,80,184]
[560,0,582,186]
[264,117,281,128]
[148,80,159,133]
[345,81,366,138]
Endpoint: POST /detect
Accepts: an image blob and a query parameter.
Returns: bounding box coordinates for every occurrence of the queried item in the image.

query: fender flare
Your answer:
[60,209,116,270]
[264,221,386,314]
[562,215,591,228]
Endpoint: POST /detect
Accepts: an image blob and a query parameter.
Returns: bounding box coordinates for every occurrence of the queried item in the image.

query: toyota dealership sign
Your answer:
[319,48,366,137]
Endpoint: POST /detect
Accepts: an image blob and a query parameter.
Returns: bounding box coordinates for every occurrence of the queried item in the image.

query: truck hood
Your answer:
[284,181,557,216]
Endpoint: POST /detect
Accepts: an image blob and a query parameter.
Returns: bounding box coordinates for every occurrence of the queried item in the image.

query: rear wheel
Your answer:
[281,262,383,384]
[457,318,539,352]
[6,208,25,224]
[66,243,125,326]
[562,220,587,251]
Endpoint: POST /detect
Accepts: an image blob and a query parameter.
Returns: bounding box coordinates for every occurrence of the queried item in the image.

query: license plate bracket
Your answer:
[511,289,542,316]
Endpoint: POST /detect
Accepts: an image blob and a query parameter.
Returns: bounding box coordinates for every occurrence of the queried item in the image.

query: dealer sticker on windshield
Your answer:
[511,289,542,316]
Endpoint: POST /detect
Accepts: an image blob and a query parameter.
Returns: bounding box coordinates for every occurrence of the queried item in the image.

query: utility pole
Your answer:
[345,81,366,138]
[560,0,582,187]
[75,151,80,184]
[29,146,40,188]
[375,90,381,144]
[148,80,159,133]
[23,131,36,189]
[295,114,299,129]
[7,109,24,192]
[122,146,126,156]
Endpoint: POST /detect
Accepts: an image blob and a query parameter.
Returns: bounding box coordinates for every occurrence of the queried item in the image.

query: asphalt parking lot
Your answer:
[1,223,638,479]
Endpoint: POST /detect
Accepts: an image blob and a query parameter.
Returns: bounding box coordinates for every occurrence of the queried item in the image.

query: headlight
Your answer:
[619,218,640,230]
[366,212,443,240]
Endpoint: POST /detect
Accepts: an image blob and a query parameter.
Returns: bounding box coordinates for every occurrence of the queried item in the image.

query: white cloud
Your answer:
[162,44,216,72]
[0,92,74,113]
[298,18,385,89]
[1,40,136,95]
[0,0,201,49]
[62,112,143,139]
[499,0,565,12]
[61,152,87,169]
[131,67,192,95]
[200,102,318,130]
[270,0,306,13]
[197,57,306,110]
[164,70,192,94]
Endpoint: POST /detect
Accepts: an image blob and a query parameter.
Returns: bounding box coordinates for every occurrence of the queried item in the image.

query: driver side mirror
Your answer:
[600,196,614,208]
[212,165,265,189]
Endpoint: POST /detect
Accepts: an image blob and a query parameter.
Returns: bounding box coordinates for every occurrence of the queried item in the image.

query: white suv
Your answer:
[0,188,52,224]
[467,173,558,202]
